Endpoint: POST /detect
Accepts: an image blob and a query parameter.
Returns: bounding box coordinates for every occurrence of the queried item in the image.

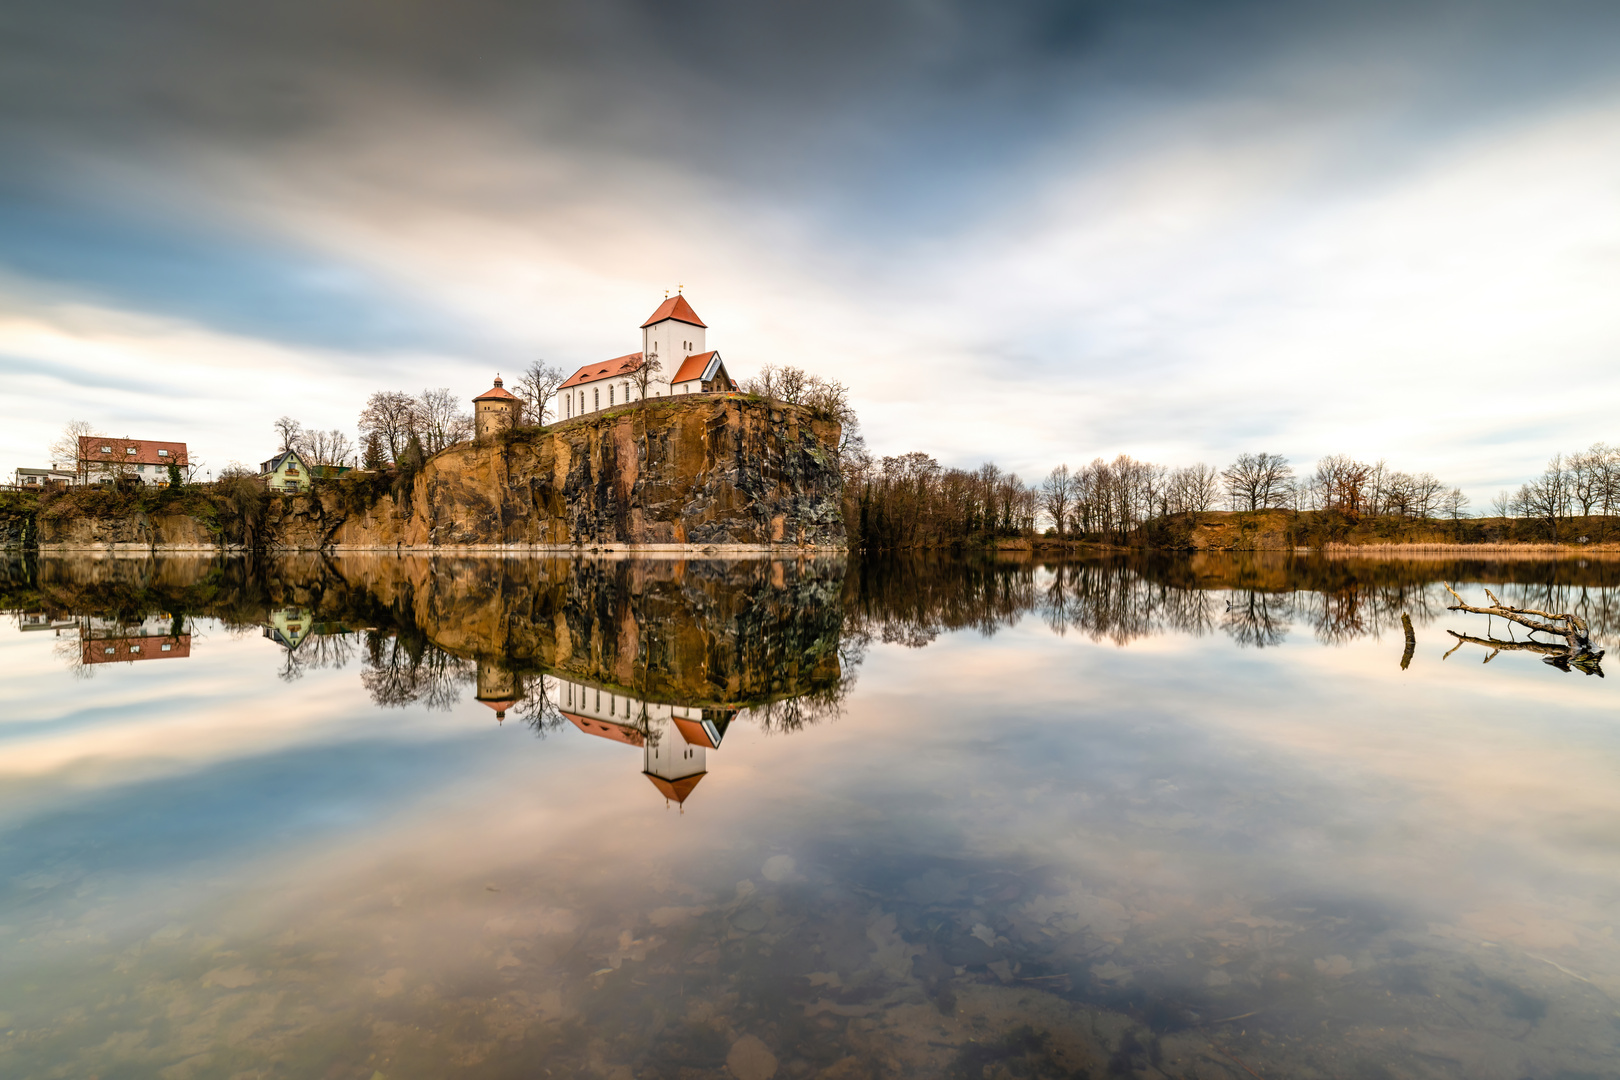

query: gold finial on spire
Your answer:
[677,283,683,294]
[664,288,670,299]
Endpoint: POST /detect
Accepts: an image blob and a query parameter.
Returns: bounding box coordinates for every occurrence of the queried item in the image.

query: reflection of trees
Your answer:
[845,552,1620,655]
[1220,591,1292,648]
[745,630,868,735]
[277,632,359,682]
[513,676,570,738]
[361,630,475,710]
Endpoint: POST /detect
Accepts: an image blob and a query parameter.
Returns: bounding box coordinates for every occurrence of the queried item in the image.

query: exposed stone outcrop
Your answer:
[32,398,845,552]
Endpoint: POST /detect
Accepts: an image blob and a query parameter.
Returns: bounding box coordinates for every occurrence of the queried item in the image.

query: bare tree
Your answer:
[516,360,565,424]
[1313,455,1372,516]
[416,388,473,455]
[1442,487,1470,520]
[273,416,303,453]
[1041,465,1073,537]
[1166,463,1221,519]
[743,363,809,404]
[358,391,418,463]
[298,428,356,467]
[1222,452,1294,511]
[631,352,663,411]
[50,419,99,482]
[1490,489,1516,519]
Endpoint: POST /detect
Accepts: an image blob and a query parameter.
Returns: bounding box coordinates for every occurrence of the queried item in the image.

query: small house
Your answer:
[259,449,313,493]
[14,467,79,488]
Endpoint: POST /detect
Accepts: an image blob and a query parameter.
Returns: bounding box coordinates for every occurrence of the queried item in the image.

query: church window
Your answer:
[608,386,614,405]
[594,388,600,409]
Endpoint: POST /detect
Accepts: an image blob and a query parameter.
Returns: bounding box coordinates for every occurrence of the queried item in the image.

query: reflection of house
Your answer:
[554,675,736,806]
[263,607,314,650]
[18,612,77,632]
[79,614,192,664]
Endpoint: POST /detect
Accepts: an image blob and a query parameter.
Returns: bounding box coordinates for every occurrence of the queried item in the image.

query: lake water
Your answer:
[3,551,1620,1080]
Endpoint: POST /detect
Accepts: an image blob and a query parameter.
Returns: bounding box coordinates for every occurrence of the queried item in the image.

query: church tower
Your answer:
[640,293,707,376]
[473,374,519,439]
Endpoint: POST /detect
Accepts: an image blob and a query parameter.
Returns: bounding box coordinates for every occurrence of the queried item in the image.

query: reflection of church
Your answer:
[553,675,737,807]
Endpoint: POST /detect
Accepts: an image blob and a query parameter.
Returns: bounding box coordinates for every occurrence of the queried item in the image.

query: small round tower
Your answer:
[473,374,519,440]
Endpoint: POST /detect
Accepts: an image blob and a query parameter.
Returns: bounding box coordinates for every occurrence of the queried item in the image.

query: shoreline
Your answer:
[22,542,850,556]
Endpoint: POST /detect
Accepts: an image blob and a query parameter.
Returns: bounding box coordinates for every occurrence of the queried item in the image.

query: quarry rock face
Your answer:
[33,398,846,551]
[287,397,843,550]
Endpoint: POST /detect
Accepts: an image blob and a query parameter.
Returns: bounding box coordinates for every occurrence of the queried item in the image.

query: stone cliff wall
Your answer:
[33,398,845,551]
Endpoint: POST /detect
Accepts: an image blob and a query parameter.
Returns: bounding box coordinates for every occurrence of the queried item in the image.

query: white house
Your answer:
[76,437,188,486]
[14,467,79,488]
[558,294,737,421]
[553,675,736,806]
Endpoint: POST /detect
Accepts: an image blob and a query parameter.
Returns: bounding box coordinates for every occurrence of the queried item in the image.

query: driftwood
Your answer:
[1400,613,1415,670]
[1441,584,1605,675]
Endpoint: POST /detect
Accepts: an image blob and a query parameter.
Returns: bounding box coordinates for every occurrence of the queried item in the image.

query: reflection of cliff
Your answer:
[330,555,848,709]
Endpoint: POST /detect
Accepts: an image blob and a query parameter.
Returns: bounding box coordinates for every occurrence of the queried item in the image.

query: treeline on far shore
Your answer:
[841,444,1620,551]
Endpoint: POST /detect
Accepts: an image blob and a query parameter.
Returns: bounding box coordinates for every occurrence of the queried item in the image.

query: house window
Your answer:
[125,447,137,455]
[101,445,111,453]
[161,643,172,652]
[158,449,169,457]
[286,481,299,492]
[104,647,115,655]
[130,645,141,654]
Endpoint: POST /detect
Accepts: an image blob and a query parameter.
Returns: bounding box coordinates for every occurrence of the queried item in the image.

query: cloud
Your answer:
[4,0,1620,497]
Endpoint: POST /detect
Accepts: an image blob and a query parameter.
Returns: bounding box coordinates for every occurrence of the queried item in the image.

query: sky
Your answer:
[3,0,1620,501]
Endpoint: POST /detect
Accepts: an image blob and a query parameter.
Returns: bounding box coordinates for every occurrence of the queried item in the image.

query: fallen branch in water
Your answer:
[1441,584,1604,675]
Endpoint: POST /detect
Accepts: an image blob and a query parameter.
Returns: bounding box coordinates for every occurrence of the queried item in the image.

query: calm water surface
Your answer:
[3,552,1620,1080]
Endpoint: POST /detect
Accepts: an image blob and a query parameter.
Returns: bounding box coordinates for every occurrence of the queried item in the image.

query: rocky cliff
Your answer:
[33,397,845,551]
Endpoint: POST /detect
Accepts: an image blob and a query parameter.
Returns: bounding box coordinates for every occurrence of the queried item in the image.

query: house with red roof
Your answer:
[76,436,188,486]
[558,293,737,421]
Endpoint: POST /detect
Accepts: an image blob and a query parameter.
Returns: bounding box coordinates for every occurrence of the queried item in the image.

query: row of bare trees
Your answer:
[1492,444,1620,540]
[1300,455,1467,519]
[272,416,355,467]
[846,443,1479,548]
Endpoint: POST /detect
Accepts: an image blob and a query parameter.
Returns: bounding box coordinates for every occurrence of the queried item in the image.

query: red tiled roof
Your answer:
[474,382,518,402]
[477,698,519,712]
[671,351,717,384]
[671,716,718,749]
[78,437,188,467]
[641,294,706,329]
[562,711,645,746]
[560,352,644,391]
[645,771,706,803]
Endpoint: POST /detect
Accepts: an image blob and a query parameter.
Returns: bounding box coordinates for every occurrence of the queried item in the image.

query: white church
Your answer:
[558,294,737,420]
